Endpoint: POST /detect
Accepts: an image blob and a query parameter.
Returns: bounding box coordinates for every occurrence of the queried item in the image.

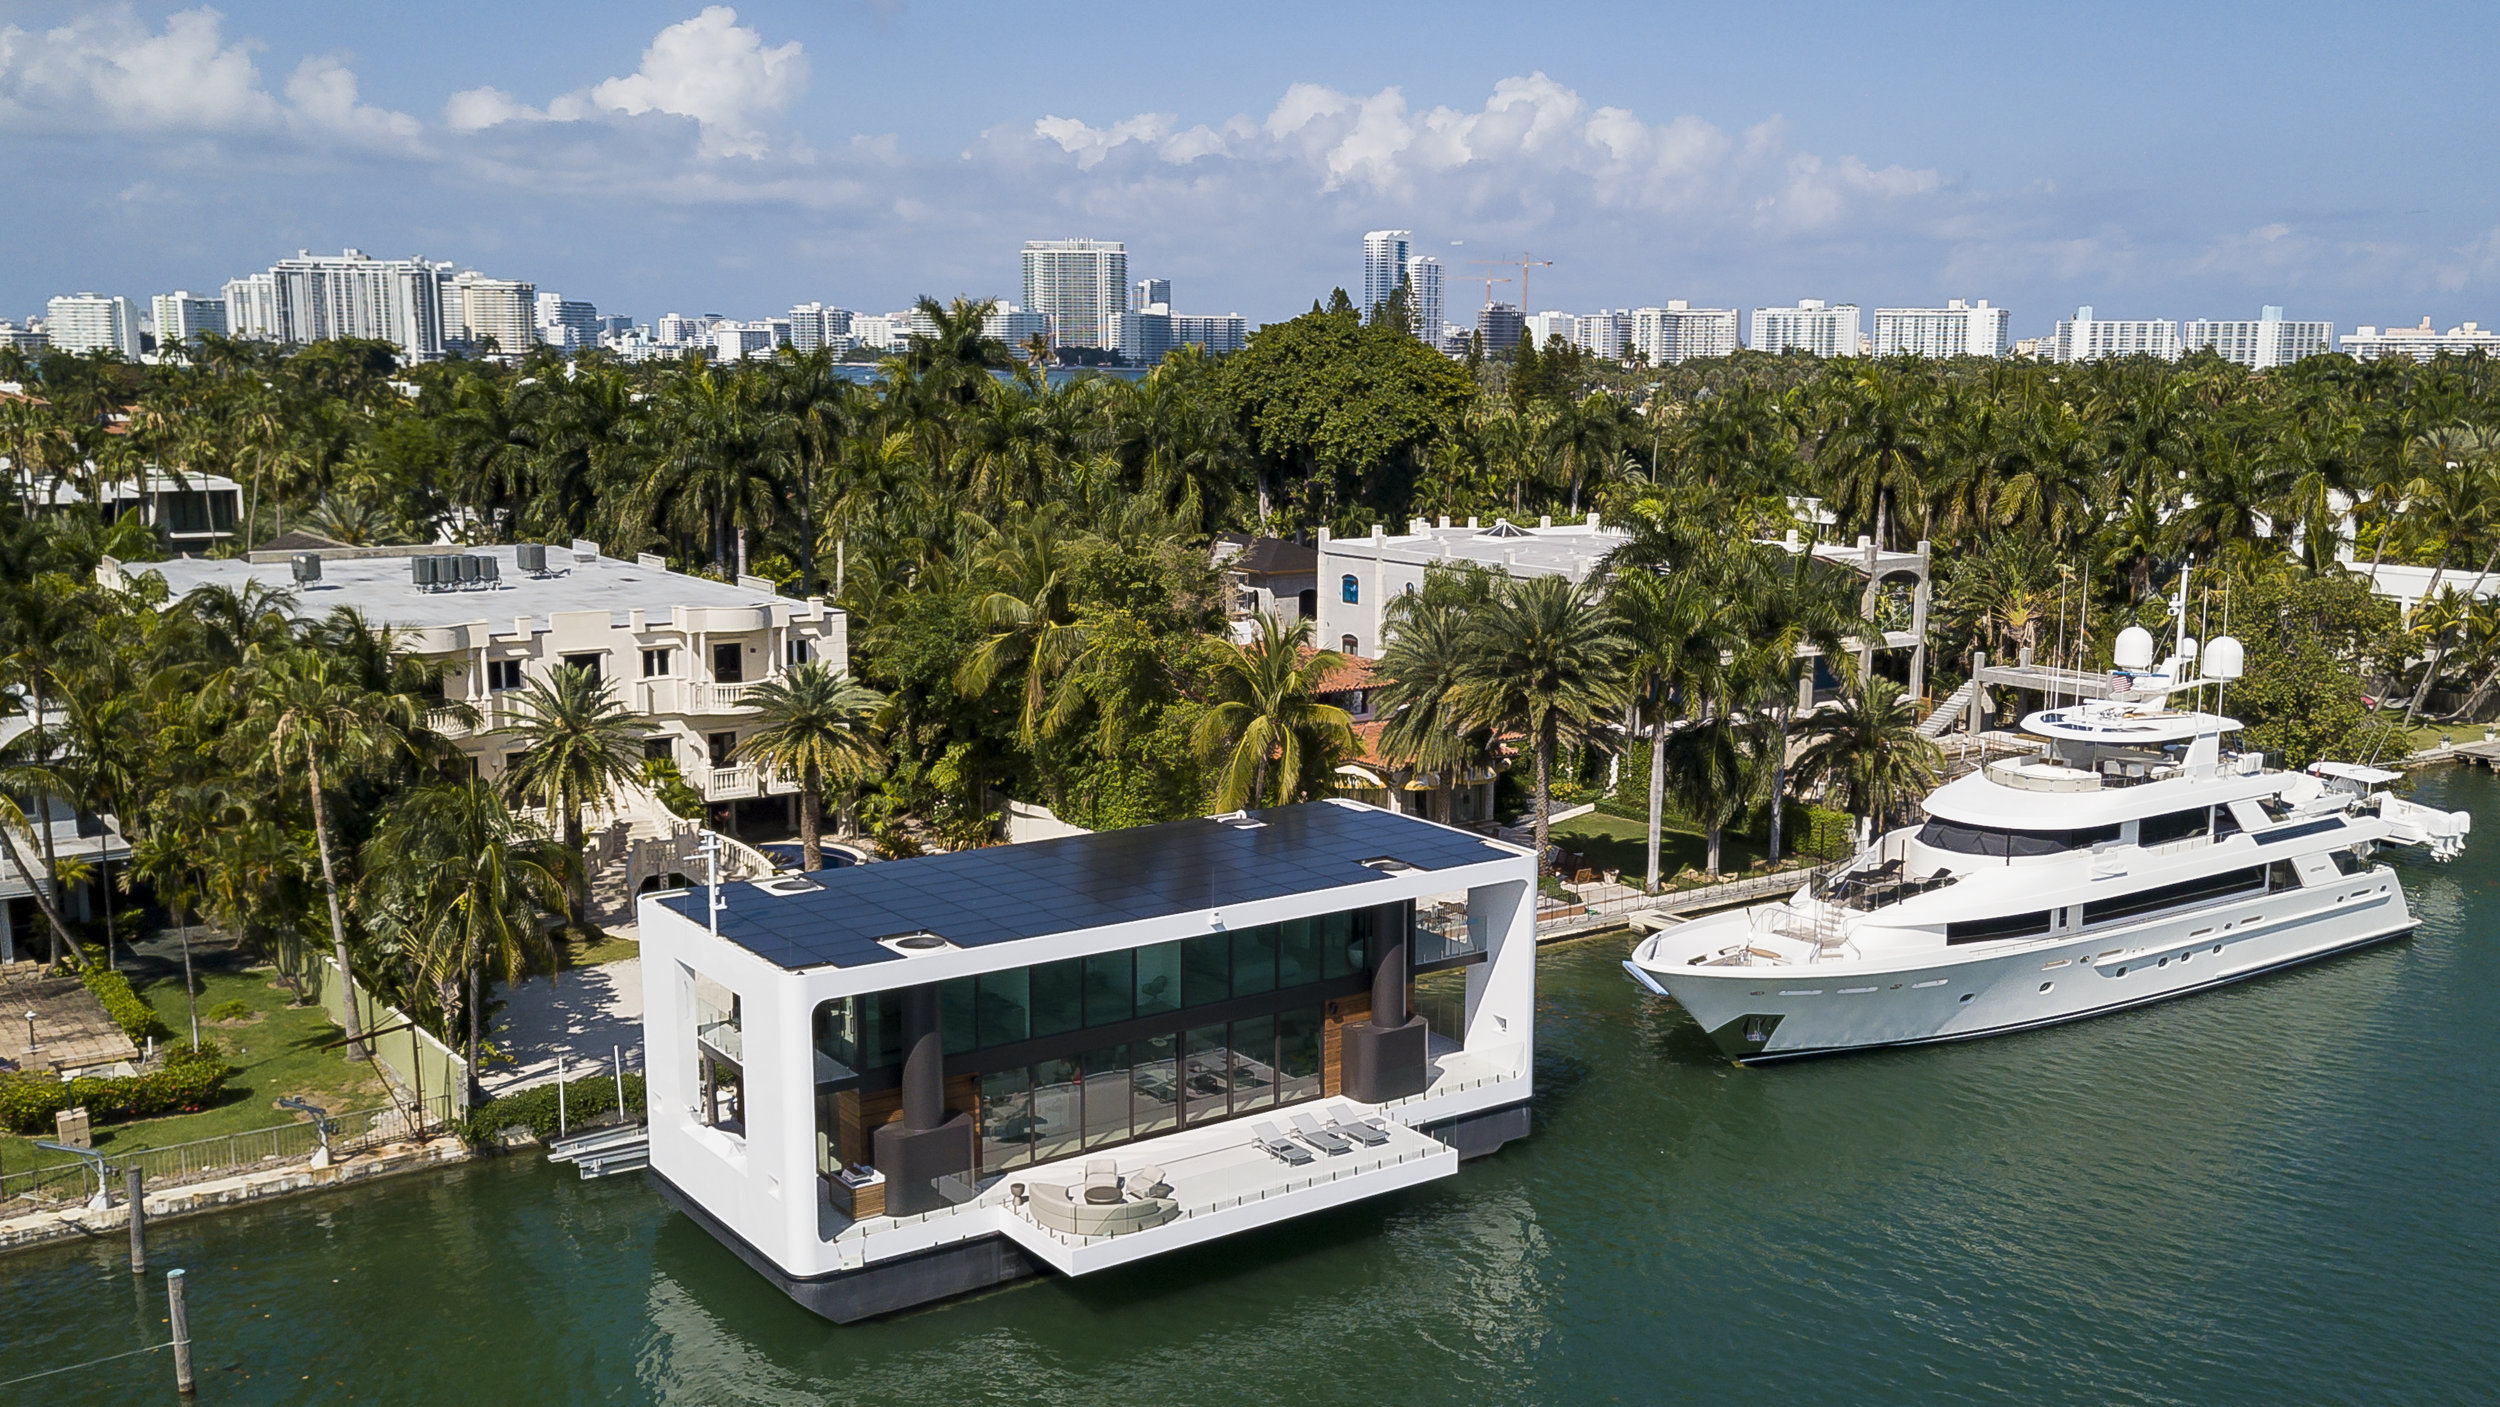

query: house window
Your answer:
[560,652,603,682]
[707,731,737,768]
[643,736,674,763]
[486,659,524,691]
[787,637,813,667]
[1341,635,1359,653]
[712,641,744,684]
[642,648,672,678]
[1341,574,1359,604]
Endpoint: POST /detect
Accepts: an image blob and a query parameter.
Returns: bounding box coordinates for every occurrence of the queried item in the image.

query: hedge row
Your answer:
[0,1041,234,1135]
[461,1071,647,1145]
[81,966,173,1044]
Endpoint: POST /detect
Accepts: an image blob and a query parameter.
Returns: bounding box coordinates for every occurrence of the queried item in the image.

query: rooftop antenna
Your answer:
[702,830,724,936]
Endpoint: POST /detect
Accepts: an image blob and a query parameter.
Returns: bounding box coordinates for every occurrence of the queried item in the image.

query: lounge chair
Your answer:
[1252,1122,1313,1165]
[1127,1164,1171,1198]
[1082,1159,1122,1205]
[1289,1111,1354,1154]
[1324,1107,1391,1147]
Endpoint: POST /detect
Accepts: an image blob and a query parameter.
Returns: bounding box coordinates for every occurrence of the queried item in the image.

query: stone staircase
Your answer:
[1917,680,1978,738]
[540,780,779,939]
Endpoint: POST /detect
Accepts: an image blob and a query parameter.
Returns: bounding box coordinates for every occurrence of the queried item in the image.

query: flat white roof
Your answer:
[130,545,818,632]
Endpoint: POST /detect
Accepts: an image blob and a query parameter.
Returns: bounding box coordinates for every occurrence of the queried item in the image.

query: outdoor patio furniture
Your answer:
[1290,1111,1353,1155]
[1252,1122,1313,1165]
[1083,1159,1122,1204]
[1324,1106,1392,1146]
[1127,1164,1171,1198]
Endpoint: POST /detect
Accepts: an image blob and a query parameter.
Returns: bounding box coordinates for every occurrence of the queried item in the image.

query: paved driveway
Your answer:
[485,959,644,1096]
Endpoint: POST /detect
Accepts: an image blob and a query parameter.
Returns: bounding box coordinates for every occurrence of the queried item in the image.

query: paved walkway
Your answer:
[484,958,644,1097]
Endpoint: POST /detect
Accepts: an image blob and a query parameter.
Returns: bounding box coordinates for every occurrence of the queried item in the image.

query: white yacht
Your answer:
[1626,624,2471,1062]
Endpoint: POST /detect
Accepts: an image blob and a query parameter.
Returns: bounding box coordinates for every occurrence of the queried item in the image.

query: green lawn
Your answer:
[561,929,640,970]
[1,965,387,1176]
[1549,811,1786,888]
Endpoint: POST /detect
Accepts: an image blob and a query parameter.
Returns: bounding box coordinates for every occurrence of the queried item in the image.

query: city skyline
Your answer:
[4,4,2499,341]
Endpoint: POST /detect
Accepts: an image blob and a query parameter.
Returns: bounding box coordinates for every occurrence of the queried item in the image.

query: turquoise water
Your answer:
[8,769,2497,1405]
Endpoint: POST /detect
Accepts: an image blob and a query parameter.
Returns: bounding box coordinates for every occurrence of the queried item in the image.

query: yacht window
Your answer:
[2213,805,2244,840]
[2082,866,2265,926]
[2267,860,2303,890]
[2329,848,2372,877]
[2138,808,2211,846]
[1916,820,2122,857]
[1945,910,2053,944]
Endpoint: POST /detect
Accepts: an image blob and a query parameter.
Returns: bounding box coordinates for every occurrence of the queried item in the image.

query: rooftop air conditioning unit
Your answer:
[480,555,500,582]
[411,555,436,588]
[291,553,322,584]
[459,554,484,584]
[515,542,547,574]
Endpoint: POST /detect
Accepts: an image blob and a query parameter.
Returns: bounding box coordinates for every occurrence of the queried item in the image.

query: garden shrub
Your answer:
[460,1070,647,1145]
[0,1041,234,1134]
[81,966,172,1042]
[207,999,253,1023]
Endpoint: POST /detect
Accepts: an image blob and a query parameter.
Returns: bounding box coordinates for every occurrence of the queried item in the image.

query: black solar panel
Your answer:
[655,803,1510,971]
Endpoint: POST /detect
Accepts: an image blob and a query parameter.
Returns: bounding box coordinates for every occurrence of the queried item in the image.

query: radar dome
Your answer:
[2113,625,2155,670]
[2179,636,2199,661]
[2204,635,2245,680]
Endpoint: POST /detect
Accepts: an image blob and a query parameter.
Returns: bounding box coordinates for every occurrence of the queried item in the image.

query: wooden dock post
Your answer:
[167,1268,195,1395]
[127,1167,144,1274]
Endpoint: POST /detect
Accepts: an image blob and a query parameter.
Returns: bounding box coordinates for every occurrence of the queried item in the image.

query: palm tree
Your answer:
[1661,711,1774,877]
[0,743,80,965]
[235,650,427,1060]
[734,663,888,870]
[362,779,569,1103]
[1193,613,1357,812]
[499,664,645,929]
[1790,674,1943,845]
[1372,582,1501,824]
[1448,574,1631,871]
[955,505,1090,744]
[1607,552,1744,890]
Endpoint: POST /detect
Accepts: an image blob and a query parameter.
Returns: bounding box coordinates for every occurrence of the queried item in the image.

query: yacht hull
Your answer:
[1627,868,2416,1062]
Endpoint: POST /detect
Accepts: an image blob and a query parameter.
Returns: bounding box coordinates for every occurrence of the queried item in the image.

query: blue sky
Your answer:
[4,1,2497,340]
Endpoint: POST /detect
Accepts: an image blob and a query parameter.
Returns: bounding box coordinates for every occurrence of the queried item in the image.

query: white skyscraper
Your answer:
[2053,306,2181,362]
[1522,310,1574,349]
[1870,299,2009,358]
[1750,299,1862,357]
[2182,306,2332,369]
[1575,310,1629,360]
[1362,230,1413,319]
[1131,278,1171,313]
[219,250,444,360]
[151,292,228,348]
[1021,239,1128,349]
[534,292,599,350]
[442,272,537,359]
[2339,317,2500,361]
[1629,302,1741,364]
[787,303,855,353]
[1402,256,1443,341]
[43,294,143,358]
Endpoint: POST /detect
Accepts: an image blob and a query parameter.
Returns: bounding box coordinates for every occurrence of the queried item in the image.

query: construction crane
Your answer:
[1459,275,1510,310]
[1470,253,1553,313]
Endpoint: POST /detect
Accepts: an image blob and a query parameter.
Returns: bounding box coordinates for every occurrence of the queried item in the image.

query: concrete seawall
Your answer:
[0,1135,471,1255]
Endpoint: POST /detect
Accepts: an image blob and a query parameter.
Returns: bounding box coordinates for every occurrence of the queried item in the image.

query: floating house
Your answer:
[639,800,1537,1322]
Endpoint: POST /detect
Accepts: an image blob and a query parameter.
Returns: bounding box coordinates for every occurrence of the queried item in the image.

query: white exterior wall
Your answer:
[43,294,142,358]
[2054,307,2182,362]
[1318,516,1623,659]
[152,292,228,347]
[2182,307,2332,369]
[1750,299,1861,357]
[1630,302,1740,363]
[249,250,446,360]
[1870,300,2008,358]
[2339,319,2500,361]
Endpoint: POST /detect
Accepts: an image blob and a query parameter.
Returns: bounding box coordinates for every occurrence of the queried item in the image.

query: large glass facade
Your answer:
[815,901,1397,1175]
[974,1007,1328,1173]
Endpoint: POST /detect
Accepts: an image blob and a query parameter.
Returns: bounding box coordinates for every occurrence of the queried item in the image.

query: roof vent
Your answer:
[1213,811,1267,830]
[1478,519,1530,538]
[756,874,821,897]
[1360,856,1418,874]
[876,930,955,955]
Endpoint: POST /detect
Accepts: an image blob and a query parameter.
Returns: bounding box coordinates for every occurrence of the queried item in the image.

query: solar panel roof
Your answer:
[655,802,1511,972]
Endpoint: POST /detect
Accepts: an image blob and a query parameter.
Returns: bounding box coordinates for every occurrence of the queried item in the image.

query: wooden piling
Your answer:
[167,1268,194,1395]
[127,1167,144,1274]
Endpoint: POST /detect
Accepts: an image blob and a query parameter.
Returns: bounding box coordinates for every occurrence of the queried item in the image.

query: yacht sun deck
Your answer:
[640,800,1538,1322]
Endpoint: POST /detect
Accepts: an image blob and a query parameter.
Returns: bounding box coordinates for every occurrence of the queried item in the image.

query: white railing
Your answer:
[687,681,759,714]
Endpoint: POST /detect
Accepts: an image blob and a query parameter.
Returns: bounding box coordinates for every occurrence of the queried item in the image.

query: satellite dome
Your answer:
[2204,635,2245,681]
[2113,626,2155,670]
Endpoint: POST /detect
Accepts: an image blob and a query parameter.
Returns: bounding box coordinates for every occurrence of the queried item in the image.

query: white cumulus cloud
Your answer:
[578,5,807,158]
